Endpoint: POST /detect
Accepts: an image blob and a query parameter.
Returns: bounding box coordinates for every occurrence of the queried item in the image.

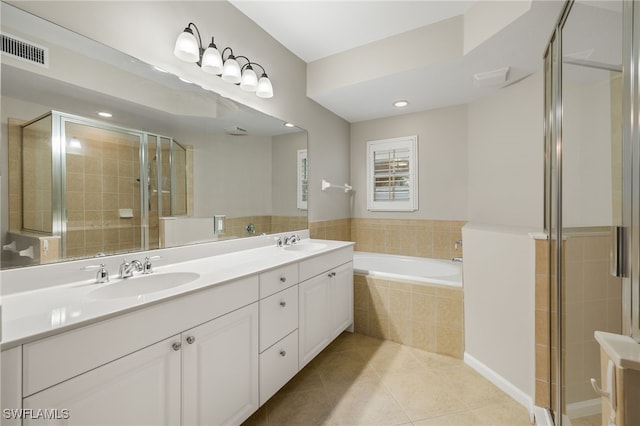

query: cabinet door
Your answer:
[299,273,331,368]
[23,336,181,426]
[330,262,354,339]
[182,303,259,426]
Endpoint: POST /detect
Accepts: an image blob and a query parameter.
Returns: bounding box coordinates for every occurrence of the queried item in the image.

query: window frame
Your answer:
[297,149,308,210]
[366,135,418,212]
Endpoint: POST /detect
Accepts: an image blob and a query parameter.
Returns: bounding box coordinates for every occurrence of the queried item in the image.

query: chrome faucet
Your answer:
[452,257,463,262]
[119,259,143,279]
[284,234,300,245]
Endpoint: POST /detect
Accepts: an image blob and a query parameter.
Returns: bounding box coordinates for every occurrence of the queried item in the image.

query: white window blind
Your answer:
[366,136,418,211]
[297,149,308,210]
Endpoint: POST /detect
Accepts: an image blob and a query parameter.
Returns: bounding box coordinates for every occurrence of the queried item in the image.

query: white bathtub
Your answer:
[353,251,462,287]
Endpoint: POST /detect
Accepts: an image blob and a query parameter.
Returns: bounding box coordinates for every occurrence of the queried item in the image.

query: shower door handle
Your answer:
[610,226,628,278]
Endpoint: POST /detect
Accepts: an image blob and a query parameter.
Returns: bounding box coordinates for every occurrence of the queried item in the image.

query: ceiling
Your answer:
[230,0,567,122]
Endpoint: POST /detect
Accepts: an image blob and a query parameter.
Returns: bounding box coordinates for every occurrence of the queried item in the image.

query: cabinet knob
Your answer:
[172,342,182,351]
[280,350,287,357]
[280,300,287,307]
[186,336,196,344]
[280,276,287,283]
[328,272,336,277]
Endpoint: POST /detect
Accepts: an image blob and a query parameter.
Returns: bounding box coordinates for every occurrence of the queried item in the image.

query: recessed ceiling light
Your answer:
[97,111,112,118]
[393,100,409,108]
[284,122,295,128]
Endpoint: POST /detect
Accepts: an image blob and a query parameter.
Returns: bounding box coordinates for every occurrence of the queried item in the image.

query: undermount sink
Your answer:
[283,242,328,251]
[89,272,200,299]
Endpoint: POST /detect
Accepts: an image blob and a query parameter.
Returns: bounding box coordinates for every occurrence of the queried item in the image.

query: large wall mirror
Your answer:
[0,2,308,270]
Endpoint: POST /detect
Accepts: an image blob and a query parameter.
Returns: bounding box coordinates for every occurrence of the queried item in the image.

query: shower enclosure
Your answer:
[544,0,639,424]
[19,111,187,259]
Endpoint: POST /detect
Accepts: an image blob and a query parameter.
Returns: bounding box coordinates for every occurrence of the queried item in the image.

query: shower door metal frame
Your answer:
[55,112,150,257]
[544,0,639,424]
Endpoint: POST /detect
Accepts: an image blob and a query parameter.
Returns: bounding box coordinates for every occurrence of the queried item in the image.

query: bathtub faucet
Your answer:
[452,257,463,262]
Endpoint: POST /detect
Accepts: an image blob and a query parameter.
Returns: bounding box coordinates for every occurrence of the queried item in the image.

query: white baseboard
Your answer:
[566,398,601,419]
[464,352,534,417]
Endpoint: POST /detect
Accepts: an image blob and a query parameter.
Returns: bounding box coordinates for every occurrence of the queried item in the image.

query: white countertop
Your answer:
[595,331,640,370]
[1,239,353,350]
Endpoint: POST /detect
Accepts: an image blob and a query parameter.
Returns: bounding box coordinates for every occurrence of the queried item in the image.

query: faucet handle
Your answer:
[82,263,110,283]
[142,256,161,274]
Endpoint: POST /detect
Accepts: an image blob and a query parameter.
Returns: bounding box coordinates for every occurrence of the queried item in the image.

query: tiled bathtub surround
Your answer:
[353,274,464,358]
[309,219,351,241]
[351,218,465,260]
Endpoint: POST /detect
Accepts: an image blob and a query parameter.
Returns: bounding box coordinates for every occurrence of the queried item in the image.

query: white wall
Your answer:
[350,105,468,220]
[467,72,543,229]
[462,224,536,411]
[464,72,543,409]
[8,1,351,223]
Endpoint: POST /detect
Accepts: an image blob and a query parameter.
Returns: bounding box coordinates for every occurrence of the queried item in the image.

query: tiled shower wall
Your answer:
[64,123,143,258]
[563,229,622,406]
[535,230,623,409]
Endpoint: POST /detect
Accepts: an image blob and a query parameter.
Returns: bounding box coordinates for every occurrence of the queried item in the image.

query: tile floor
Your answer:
[243,332,533,426]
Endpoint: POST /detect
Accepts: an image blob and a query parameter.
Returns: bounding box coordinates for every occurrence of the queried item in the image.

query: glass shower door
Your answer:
[546,1,625,424]
[62,117,146,258]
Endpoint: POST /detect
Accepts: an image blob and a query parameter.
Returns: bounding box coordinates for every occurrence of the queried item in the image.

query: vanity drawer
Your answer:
[299,246,353,282]
[259,285,298,352]
[259,330,298,405]
[259,263,298,298]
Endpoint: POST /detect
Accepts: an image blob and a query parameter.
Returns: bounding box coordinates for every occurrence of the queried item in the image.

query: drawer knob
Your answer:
[186,336,196,344]
[280,350,287,357]
[280,276,287,283]
[280,300,287,307]
[172,342,182,351]
[328,272,336,277]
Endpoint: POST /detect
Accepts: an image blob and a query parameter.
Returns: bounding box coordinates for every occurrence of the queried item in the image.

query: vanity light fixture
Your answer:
[174,22,273,98]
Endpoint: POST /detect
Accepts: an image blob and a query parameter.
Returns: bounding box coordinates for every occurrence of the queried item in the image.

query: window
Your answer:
[297,149,308,210]
[366,136,418,211]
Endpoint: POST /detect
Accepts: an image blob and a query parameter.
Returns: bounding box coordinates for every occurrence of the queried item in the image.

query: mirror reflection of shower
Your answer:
[14,111,189,261]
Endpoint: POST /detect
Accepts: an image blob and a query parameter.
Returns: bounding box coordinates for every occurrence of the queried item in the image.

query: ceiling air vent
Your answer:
[1,33,48,68]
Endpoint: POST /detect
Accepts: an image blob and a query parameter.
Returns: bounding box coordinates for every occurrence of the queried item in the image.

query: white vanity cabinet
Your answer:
[18,275,259,426]
[1,346,22,426]
[4,240,354,425]
[182,303,259,426]
[298,247,353,368]
[23,336,182,426]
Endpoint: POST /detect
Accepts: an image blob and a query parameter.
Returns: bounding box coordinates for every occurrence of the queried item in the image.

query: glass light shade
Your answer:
[240,67,258,92]
[201,47,223,74]
[174,30,199,63]
[221,57,242,84]
[256,75,274,98]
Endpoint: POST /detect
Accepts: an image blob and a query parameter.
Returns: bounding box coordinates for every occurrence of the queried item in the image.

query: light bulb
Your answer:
[174,28,199,63]
[240,66,258,92]
[222,56,241,84]
[256,74,273,98]
[201,41,222,74]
